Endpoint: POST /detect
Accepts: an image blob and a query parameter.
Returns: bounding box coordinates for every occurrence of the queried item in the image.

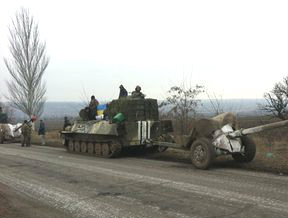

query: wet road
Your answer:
[0,143,287,218]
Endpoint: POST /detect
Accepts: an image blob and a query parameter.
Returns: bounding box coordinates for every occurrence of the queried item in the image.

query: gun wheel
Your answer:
[232,136,256,163]
[190,138,215,170]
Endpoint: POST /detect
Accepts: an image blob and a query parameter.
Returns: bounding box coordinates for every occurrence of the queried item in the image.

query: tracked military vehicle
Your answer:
[61,97,288,169]
[61,98,173,158]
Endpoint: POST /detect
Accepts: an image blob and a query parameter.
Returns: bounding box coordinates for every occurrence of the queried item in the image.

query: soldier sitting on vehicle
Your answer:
[0,107,8,123]
[89,95,99,119]
[119,85,128,99]
[63,116,71,130]
[131,85,145,99]
[21,120,32,147]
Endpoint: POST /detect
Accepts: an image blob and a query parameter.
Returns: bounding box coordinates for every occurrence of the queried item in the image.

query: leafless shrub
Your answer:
[160,83,204,135]
[259,76,288,120]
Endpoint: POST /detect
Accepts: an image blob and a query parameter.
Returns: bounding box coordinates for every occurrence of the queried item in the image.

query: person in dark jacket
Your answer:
[38,120,46,145]
[118,85,128,99]
[63,116,71,130]
[0,107,8,123]
[89,95,99,119]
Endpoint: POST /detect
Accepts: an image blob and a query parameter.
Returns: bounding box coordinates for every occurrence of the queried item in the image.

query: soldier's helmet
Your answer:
[135,85,141,91]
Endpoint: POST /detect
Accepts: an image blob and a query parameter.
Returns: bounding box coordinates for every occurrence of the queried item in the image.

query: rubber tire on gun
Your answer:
[190,138,215,170]
[232,136,256,163]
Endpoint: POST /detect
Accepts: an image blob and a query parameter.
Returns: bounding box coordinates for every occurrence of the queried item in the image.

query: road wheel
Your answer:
[87,143,94,154]
[68,141,74,152]
[102,143,111,158]
[109,141,122,158]
[232,136,256,163]
[63,139,69,147]
[95,143,101,156]
[74,141,81,153]
[190,138,215,170]
[81,142,88,153]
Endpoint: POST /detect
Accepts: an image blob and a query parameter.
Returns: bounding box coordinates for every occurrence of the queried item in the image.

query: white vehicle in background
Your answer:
[0,123,22,144]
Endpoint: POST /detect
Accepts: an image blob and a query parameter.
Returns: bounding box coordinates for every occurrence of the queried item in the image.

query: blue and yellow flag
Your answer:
[97,104,107,116]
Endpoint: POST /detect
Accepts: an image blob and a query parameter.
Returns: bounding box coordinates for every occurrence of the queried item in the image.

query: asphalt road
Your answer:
[0,144,287,218]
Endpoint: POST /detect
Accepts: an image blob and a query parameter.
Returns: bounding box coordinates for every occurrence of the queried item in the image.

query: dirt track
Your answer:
[0,144,287,218]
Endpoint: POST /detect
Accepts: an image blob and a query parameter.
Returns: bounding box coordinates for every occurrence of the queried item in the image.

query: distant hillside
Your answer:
[198,99,266,116]
[12,99,266,119]
[13,102,84,119]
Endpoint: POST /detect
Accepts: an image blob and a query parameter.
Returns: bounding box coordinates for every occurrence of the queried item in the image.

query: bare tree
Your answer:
[260,76,288,120]
[4,8,49,117]
[160,84,204,135]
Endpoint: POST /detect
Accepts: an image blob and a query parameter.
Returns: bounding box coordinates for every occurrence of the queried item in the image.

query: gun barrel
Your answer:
[229,119,288,138]
[13,119,33,132]
[13,124,23,132]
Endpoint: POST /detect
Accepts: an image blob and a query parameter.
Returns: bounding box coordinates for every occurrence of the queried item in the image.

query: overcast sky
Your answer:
[1,0,288,101]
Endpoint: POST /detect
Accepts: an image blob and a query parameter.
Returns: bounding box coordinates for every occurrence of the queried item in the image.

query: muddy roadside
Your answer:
[0,183,67,218]
[145,148,288,175]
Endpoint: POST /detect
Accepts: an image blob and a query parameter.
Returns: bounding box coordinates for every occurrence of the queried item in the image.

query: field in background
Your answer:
[30,115,288,174]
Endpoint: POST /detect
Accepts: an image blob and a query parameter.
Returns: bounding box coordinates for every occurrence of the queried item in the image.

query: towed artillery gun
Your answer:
[61,97,288,169]
[0,123,22,144]
[156,114,288,169]
[0,116,36,144]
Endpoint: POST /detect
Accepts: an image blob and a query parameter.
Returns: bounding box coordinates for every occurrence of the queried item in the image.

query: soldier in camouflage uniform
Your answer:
[89,95,99,119]
[21,120,32,147]
[131,85,145,98]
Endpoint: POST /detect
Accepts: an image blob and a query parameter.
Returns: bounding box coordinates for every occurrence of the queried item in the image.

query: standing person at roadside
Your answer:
[38,120,46,145]
[21,120,32,147]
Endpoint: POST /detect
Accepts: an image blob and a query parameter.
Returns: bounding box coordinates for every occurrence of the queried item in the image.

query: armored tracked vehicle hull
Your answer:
[62,120,122,157]
[61,98,173,158]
